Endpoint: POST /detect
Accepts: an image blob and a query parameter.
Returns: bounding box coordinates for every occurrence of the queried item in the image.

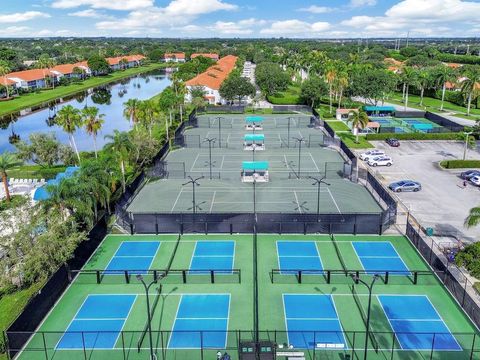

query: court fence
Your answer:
[5,329,480,360]
[129,212,387,235]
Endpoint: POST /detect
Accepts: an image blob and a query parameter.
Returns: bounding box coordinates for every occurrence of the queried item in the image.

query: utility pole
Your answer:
[293,136,306,178]
[203,137,216,179]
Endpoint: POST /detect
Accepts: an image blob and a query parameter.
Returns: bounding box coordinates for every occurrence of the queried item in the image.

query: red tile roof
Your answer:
[107,55,145,65]
[1,76,16,86]
[7,68,54,82]
[164,52,186,59]
[191,53,219,60]
[185,55,238,90]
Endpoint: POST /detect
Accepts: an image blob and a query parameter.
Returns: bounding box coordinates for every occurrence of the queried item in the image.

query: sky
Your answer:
[1,0,480,38]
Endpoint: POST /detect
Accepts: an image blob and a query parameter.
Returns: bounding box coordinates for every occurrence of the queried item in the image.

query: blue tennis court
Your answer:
[56,295,136,349]
[352,241,410,275]
[277,241,323,275]
[283,294,347,349]
[378,295,461,351]
[104,241,160,275]
[189,241,235,274]
[168,294,230,349]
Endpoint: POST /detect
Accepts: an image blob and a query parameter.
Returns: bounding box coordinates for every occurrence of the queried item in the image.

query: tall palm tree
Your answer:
[324,61,338,114]
[433,66,457,111]
[137,100,159,137]
[0,152,22,202]
[461,66,480,116]
[37,54,56,89]
[104,130,134,192]
[416,68,433,107]
[465,206,480,228]
[400,66,417,111]
[335,70,349,110]
[0,60,11,99]
[82,106,105,158]
[56,105,82,162]
[123,98,141,127]
[348,110,369,144]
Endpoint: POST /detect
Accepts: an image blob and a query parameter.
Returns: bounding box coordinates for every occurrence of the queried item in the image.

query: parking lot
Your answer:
[359,141,480,242]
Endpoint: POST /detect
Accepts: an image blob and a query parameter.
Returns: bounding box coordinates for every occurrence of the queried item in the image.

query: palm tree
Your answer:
[416,68,433,107]
[0,60,11,99]
[335,70,349,110]
[461,66,480,116]
[37,54,56,89]
[82,106,105,158]
[0,152,22,202]
[123,98,141,127]
[433,66,457,111]
[348,110,369,144]
[137,100,159,137]
[400,66,417,111]
[324,61,338,114]
[56,105,82,162]
[465,206,480,228]
[104,130,134,192]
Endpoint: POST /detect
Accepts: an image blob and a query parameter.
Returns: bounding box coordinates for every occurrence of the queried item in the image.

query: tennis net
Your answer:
[331,235,347,271]
[351,284,379,353]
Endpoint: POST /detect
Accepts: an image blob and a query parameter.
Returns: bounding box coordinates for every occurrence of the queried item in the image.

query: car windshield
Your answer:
[396,181,406,186]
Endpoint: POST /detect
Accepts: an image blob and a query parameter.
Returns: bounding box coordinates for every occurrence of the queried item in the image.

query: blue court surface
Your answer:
[352,241,410,275]
[168,294,230,349]
[56,295,136,349]
[283,294,347,349]
[189,241,235,274]
[378,295,461,351]
[104,241,160,275]
[277,241,323,275]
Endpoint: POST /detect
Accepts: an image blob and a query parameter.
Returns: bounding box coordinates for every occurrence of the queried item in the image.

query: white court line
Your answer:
[170,187,183,213]
[309,152,320,173]
[209,191,216,213]
[220,155,225,169]
[190,153,200,172]
[327,187,342,214]
[293,191,301,214]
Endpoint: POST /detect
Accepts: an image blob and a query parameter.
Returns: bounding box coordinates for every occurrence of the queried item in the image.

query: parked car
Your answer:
[359,149,385,161]
[386,138,400,147]
[460,170,480,180]
[368,156,393,167]
[470,175,480,186]
[389,180,422,192]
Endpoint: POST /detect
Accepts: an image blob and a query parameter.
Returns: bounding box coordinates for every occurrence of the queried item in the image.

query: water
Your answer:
[0,69,172,153]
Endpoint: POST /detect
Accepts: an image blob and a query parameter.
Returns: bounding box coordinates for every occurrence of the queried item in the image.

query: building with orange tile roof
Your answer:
[164,53,186,63]
[185,55,238,105]
[191,53,219,61]
[106,55,146,70]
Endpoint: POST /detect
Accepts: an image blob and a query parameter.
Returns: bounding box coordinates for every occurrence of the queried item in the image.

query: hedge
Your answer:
[365,132,460,141]
[440,160,480,169]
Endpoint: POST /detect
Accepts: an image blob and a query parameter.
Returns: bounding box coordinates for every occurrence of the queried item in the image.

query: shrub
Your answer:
[456,242,480,278]
[365,132,460,141]
[440,160,480,169]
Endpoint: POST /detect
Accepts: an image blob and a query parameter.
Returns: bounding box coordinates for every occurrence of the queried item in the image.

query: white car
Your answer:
[368,156,393,167]
[470,175,480,186]
[359,149,385,161]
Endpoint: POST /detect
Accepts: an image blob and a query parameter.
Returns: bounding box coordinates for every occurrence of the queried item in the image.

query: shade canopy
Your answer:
[363,106,395,112]
[242,161,269,171]
[244,134,265,141]
[245,116,264,123]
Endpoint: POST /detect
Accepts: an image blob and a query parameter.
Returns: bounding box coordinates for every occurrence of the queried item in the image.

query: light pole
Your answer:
[287,117,293,148]
[308,175,331,221]
[136,274,162,360]
[182,176,204,216]
[203,137,216,179]
[293,136,306,178]
[216,116,224,148]
[463,131,473,160]
[350,273,379,360]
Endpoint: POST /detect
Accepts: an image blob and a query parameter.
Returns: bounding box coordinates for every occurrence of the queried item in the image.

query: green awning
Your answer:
[363,106,395,112]
[244,134,265,141]
[245,116,264,123]
[242,161,269,171]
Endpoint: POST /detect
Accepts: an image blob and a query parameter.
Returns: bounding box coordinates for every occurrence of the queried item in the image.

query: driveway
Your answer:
[358,141,480,242]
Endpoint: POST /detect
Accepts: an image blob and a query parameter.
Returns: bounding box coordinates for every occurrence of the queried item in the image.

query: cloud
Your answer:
[349,0,377,7]
[209,18,266,35]
[68,9,112,18]
[0,26,31,37]
[298,5,334,14]
[51,0,153,10]
[0,11,50,23]
[96,0,237,31]
[260,19,331,36]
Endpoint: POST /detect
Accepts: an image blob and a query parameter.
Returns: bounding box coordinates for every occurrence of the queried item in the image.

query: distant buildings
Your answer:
[185,55,238,105]
[2,55,145,91]
[164,53,186,63]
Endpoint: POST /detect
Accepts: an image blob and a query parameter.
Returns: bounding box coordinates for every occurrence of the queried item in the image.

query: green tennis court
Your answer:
[13,234,479,360]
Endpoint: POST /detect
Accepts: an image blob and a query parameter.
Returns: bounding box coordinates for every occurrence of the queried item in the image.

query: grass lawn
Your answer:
[339,133,374,149]
[316,104,336,119]
[0,63,168,117]
[325,119,350,132]
[8,165,67,180]
[388,92,480,118]
[267,85,301,105]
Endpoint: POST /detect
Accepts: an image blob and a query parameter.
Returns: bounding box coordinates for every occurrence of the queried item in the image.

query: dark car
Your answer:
[386,138,400,147]
[460,170,480,180]
[389,180,422,192]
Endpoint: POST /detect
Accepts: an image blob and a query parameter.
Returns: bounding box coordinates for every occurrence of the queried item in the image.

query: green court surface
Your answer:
[13,234,480,360]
